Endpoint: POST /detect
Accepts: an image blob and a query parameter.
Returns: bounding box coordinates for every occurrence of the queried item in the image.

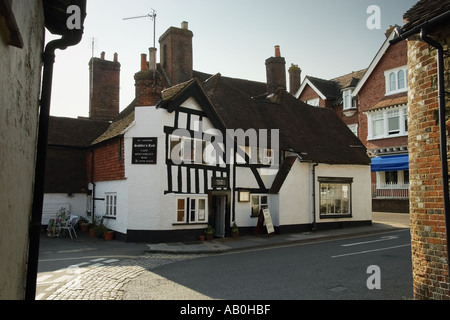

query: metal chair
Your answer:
[60,215,78,239]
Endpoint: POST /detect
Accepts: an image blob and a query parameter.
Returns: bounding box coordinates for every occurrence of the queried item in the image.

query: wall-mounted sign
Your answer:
[132,138,157,164]
[212,177,228,189]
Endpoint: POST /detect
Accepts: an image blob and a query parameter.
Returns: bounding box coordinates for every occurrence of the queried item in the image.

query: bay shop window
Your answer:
[176,196,208,224]
[319,177,352,218]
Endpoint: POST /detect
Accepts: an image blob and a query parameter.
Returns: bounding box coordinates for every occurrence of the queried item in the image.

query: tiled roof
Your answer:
[92,111,135,145]
[368,92,408,112]
[303,69,366,105]
[201,74,370,165]
[402,0,450,32]
[48,116,110,148]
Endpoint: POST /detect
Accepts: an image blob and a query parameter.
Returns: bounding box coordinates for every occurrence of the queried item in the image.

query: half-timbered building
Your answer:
[44,22,372,242]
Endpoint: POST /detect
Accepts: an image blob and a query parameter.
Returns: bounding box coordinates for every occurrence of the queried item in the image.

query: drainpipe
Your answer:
[420,29,450,279]
[312,163,319,231]
[25,0,86,300]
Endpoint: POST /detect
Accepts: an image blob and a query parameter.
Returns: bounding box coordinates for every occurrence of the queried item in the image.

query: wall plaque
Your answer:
[132,138,157,164]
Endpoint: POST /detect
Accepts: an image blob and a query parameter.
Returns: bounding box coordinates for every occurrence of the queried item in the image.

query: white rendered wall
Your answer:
[42,194,88,224]
[315,164,372,223]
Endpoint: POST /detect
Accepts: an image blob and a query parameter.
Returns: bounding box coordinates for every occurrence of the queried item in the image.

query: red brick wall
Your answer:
[266,56,287,94]
[134,70,163,107]
[298,85,326,108]
[89,55,120,122]
[159,25,193,86]
[87,138,125,182]
[408,26,450,299]
[357,40,408,149]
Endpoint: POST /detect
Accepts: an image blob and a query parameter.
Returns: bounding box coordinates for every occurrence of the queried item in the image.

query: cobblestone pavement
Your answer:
[44,253,208,300]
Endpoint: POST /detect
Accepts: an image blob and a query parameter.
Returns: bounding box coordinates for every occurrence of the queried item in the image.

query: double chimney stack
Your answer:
[89,22,303,119]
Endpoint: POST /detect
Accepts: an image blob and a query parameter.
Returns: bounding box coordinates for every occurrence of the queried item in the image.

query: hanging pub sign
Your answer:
[132,138,158,164]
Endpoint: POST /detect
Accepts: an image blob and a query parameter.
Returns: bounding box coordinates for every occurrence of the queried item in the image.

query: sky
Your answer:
[47,0,418,118]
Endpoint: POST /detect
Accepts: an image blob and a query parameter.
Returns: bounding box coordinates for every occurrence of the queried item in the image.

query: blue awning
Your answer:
[371,155,409,172]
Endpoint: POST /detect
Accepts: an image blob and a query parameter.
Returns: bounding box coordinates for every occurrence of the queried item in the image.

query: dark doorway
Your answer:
[209,192,231,238]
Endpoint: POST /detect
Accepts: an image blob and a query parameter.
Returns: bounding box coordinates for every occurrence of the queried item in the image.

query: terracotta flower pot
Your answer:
[104,231,114,241]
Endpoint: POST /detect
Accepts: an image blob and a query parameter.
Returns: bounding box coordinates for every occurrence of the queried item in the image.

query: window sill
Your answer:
[320,214,352,219]
[367,133,408,141]
[342,107,357,117]
[385,89,407,96]
[172,222,208,226]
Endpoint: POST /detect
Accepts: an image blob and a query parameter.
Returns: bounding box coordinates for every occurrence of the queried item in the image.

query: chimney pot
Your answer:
[149,47,157,71]
[141,54,148,71]
[114,52,118,62]
[181,21,189,30]
[274,45,281,58]
[101,51,105,60]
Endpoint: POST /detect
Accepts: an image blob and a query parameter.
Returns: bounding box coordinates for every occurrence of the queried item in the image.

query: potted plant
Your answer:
[232,221,239,238]
[205,225,215,241]
[94,223,107,239]
[78,216,89,232]
[104,230,114,241]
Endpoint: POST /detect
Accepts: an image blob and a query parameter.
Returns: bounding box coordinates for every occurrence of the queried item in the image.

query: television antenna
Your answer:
[123,9,157,48]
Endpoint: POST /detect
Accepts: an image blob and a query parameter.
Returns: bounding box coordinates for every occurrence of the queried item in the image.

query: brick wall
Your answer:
[408,27,450,299]
[298,85,326,108]
[266,46,287,95]
[88,138,125,182]
[357,40,408,149]
[159,23,193,86]
[89,53,120,121]
[134,69,163,107]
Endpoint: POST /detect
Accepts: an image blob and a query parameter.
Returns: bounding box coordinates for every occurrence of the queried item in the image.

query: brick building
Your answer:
[295,30,410,213]
[392,0,450,300]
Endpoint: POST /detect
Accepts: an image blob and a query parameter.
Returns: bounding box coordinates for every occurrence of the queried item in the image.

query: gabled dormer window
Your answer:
[385,66,408,95]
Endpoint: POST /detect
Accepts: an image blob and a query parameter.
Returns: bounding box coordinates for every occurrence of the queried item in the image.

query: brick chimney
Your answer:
[89,52,120,121]
[266,45,286,94]
[159,21,193,86]
[134,48,162,107]
[288,63,301,95]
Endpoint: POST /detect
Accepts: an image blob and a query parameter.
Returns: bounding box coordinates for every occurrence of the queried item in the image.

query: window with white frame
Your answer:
[105,193,117,217]
[251,194,268,217]
[343,89,354,110]
[367,105,408,140]
[348,124,358,137]
[385,66,408,95]
[305,98,320,107]
[376,170,410,189]
[176,196,207,224]
[319,178,352,217]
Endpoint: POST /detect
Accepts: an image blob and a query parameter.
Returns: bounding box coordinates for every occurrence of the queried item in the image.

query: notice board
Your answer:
[132,138,157,164]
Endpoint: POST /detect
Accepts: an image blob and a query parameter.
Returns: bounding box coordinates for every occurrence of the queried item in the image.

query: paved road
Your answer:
[124,229,413,300]
[36,212,410,300]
